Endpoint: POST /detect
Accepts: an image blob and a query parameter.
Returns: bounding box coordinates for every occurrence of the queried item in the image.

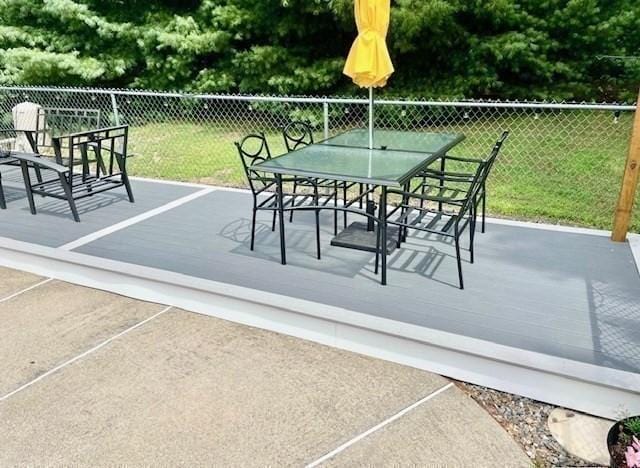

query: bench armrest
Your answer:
[10,152,69,174]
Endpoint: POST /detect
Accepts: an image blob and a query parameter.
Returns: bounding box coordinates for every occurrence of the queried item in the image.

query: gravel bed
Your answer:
[456,381,602,467]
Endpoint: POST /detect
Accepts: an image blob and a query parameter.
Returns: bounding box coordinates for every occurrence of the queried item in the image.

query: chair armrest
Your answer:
[388,187,468,204]
[420,167,475,179]
[10,152,69,174]
[442,154,483,164]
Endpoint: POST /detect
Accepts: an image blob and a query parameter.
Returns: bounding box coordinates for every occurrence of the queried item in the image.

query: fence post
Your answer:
[612,89,640,241]
[323,101,329,139]
[110,93,120,126]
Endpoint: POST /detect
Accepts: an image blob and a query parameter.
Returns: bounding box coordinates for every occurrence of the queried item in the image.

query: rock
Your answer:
[547,408,613,466]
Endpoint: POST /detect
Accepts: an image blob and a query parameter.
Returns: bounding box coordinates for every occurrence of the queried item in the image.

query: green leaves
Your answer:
[0,0,638,100]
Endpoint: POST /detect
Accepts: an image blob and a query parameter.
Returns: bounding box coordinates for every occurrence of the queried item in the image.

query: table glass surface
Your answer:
[321,129,463,153]
[252,129,464,187]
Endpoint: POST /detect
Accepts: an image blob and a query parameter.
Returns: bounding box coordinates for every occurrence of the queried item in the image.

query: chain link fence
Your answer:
[0,85,637,232]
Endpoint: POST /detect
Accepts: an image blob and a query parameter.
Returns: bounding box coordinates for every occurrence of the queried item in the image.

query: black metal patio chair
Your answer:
[417,131,509,232]
[282,121,361,230]
[17,125,133,222]
[236,132,327,259]
[381,158,489,289]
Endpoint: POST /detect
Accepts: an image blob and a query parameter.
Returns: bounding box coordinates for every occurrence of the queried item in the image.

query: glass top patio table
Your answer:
[252,129,465,187]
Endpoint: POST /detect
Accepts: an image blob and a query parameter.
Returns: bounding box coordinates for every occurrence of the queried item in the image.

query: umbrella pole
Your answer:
[368,87,374,150]
[366,86,376,231]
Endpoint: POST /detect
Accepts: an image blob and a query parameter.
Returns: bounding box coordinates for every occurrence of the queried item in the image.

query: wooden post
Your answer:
[612,89,640,242]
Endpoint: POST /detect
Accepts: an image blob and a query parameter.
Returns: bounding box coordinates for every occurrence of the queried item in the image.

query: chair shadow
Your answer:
[31,192,130,219]
[1,165,131,220]
[383,228,473,289]
[219,216,379,279]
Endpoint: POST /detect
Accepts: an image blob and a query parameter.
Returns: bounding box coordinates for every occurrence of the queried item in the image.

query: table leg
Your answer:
[276,174,286,265]
[381,186,387,285]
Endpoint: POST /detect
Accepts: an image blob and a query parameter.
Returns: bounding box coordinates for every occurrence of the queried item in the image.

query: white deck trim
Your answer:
[129,176,213,190]
[59,188,214,251]
[630,233,640,276]
[0,235,638,419]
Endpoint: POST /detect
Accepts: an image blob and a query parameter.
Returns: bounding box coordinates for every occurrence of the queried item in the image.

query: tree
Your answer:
[0,0,638,101]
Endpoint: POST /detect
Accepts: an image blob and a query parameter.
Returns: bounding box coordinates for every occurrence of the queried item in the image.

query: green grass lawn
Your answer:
[129,114,639,232]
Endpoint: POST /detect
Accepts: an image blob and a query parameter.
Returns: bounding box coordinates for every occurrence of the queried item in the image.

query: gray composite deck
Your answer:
[1,171,638,373]
[1,169,639,416]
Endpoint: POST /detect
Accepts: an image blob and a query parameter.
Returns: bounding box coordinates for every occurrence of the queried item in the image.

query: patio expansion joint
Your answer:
[305,382,454,467]
[58,187,215,251]
[0,278,52,304]
[0,305,173,404]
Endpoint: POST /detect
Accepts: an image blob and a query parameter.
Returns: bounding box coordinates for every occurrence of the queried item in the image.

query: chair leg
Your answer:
[374,221,381,275]
[455,231,464,290]
[314,183,321,260]
[0,174,6,209]
[469,206,476,264]
[481,190,486,233]
[275,175,286,265]
[271,209,277,232]
[359,183,363,209]
[33,164,43,184]
[401,182,410,244]
[333,181,338,235]
[59,173,80,222]
[289,181,297,222]
[20,162,36,215]
[250,206,257,251]
[114,153,135,202]
[343,183,348,228]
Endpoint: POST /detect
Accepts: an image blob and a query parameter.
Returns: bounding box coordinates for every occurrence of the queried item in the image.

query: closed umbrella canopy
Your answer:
[343,0,394,88]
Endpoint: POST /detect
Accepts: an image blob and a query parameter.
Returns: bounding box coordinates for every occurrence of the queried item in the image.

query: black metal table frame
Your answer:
[258,131,466,286]
[271,175,413,286]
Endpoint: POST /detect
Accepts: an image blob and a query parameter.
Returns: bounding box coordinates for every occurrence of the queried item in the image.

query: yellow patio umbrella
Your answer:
[343,0,394,149]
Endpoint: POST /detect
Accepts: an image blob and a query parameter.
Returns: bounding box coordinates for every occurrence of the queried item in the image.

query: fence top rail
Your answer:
[0,85,636,112]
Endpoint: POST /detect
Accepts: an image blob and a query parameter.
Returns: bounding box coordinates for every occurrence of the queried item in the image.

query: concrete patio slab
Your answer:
[0,267,45,301]
[0,280,165,396]
[0,308,465,466]
[0,265,45,299]
[322,384,531,467]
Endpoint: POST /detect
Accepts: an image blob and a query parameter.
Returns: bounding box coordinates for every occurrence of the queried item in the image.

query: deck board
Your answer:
[61,189,640,374]
[0,168,198,247]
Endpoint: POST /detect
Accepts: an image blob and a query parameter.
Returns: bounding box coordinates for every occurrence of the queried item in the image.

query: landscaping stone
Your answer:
[547,408,613,466]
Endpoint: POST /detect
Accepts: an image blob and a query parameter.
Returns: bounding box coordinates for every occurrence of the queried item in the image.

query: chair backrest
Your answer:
[235,133,273,194]
[52,125,129,180]
[484,130,509,175]
[456,159,489,219]
[36,107,101,148]
[282,121,314,152]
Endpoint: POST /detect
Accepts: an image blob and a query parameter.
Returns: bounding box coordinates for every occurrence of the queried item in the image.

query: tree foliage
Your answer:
[0,0,638,100]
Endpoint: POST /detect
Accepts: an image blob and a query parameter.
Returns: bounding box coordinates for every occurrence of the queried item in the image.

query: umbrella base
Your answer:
[330,221,398,254]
